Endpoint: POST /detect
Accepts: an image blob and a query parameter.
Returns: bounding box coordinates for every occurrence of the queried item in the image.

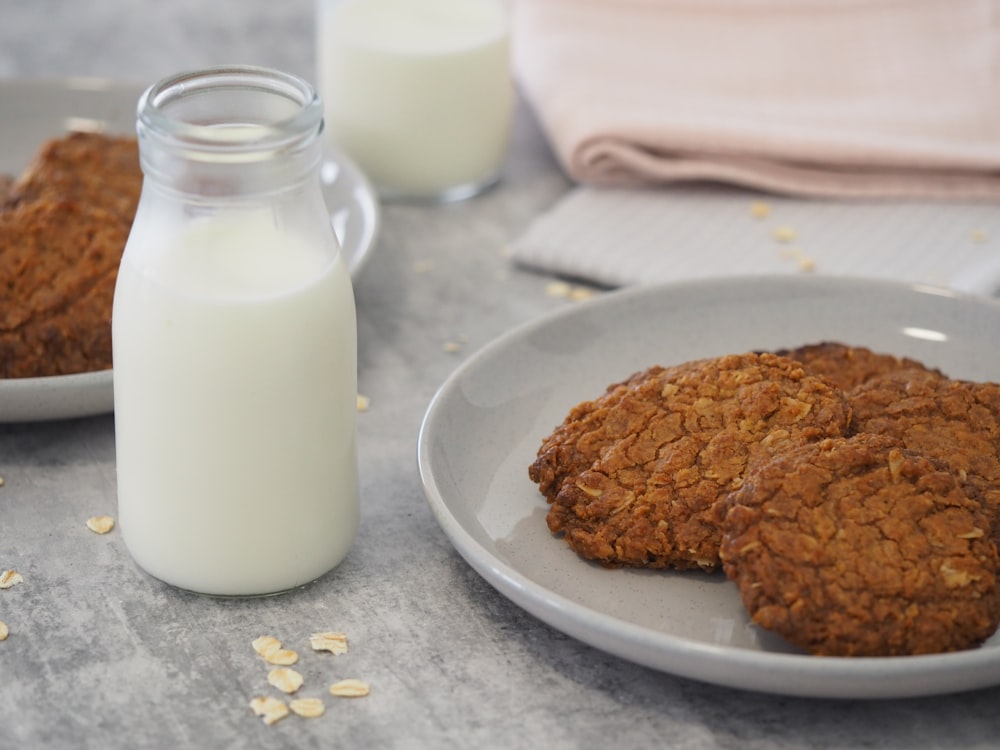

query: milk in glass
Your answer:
[317,0,512,201]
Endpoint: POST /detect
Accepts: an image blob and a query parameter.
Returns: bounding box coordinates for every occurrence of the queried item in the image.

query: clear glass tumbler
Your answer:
[316,0,514,202]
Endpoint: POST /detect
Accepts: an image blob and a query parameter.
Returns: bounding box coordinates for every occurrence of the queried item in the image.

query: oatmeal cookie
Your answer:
[848,372,1000,538]
[0,199,128,377]
[4,131,141,220]
[0,174,13,203]
[543,352,850,570]
[0,132,140,378]
[529,363,703,502]
[720,434,1000,656]
[773,342,943,391]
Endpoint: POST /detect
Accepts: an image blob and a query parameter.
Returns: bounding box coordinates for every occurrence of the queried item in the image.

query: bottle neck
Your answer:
[135,66,324,200]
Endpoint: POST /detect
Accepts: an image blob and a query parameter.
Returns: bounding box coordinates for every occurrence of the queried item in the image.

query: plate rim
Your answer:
[417,274,1000,699]
[0,76,380,423]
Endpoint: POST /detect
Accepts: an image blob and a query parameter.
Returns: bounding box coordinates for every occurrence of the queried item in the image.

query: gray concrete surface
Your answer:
[3,2,1000,748]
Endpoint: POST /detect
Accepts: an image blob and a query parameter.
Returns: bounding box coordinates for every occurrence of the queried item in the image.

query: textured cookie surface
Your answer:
[721,434,1000,656]
[774,342,943,391]
[529,363,702,503]
[5,131,141,220]
[541,352,850,570]
[0,174,13,203]
[0,132,140,378]
[849,372,1000,539]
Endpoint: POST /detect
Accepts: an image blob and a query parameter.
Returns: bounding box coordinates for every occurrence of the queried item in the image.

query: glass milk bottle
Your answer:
[112,66,359,597]
[316,0,513,202]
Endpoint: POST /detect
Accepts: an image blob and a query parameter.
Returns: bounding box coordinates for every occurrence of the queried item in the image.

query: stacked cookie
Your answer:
[0,132,141,378]
[529,344,1000,656]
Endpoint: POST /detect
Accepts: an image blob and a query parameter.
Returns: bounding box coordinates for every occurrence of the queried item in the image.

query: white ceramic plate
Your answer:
[0,77,379,422]
[418,275,1000,699]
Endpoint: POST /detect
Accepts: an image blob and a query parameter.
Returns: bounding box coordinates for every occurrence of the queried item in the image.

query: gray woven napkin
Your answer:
[508,187,1000,296]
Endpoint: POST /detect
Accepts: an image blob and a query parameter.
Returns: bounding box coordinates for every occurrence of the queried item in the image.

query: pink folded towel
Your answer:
[511,0,1000,199]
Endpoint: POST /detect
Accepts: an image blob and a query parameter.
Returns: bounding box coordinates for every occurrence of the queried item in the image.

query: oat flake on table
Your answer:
[0,570,23,589]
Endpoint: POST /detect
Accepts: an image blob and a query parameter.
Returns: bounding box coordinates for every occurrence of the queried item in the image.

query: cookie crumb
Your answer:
[356,394,370,412]
[749,201,772,219]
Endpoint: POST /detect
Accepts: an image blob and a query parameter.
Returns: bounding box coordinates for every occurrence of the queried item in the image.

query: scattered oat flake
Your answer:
[289,697,326,718]
[0,620,8,640]
[266,648,299,666]
[252,635,282,658]
[268,667,304,694]
[971,229,990,243]
[749,201,771,219]
[546,280,597,301]
[356,394,370,412]
[329,678,371,698]
[791,250,817,272]
[86,515,115,534]
[772,226,797,243]
[0,570,23,589]
[0,476,5,487]
[443,341,462,353]
[249,696,289,725]
[778,247,816,272]
[310,631,348,655]
[545,280,572,298]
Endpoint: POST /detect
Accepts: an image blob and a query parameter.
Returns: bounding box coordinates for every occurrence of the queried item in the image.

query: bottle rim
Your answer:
[137,65,323,157]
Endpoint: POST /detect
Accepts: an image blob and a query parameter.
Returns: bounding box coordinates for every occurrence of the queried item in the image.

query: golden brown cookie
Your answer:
[0,199,128,377]
[848,372,1000,540]
[1,132,140,378]
[5,131,141,220]
[0,174,13,203]
[773,342,943,391]
[529,362,704,503]
[541,352,850,570]
[720,434,1000,656]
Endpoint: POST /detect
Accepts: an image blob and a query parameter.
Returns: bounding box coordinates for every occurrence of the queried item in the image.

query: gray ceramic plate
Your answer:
[0,77,378,422]
[418,275,1000,699]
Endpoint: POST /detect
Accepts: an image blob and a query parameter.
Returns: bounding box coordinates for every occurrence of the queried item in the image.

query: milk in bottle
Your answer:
[112,66,359,596]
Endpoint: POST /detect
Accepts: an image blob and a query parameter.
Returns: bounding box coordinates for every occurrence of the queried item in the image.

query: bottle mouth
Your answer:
[137,65,323,161]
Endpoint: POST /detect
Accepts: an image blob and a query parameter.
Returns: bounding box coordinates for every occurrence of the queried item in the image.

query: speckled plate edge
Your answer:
[418,275,1000,699]
[0,77,379,423]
